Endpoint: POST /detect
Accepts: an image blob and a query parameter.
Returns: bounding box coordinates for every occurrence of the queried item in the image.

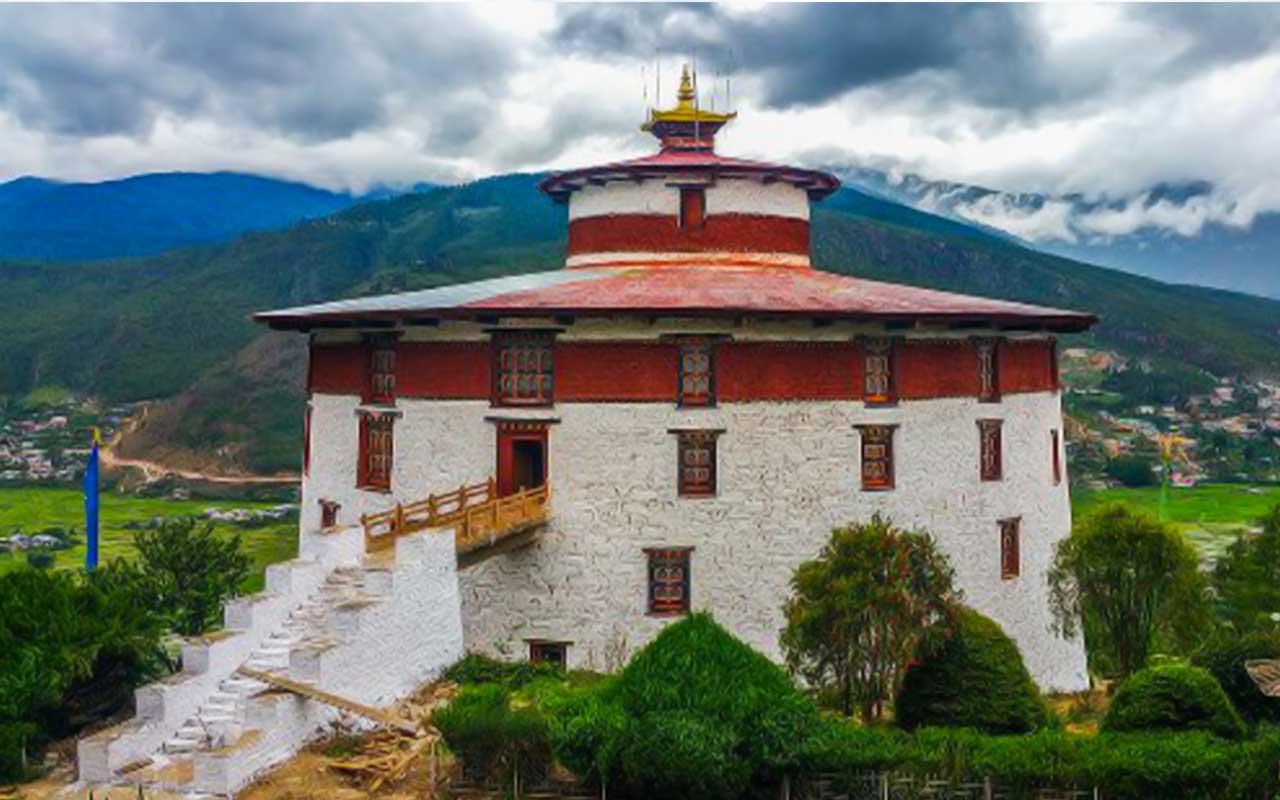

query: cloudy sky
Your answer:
[2,3,1279,244]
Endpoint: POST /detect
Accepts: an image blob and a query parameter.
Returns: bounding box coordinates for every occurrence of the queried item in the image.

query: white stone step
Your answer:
[164,737,198,754]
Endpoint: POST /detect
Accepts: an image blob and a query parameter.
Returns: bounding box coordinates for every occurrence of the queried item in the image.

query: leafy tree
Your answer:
[781,514,958,721]
[1102,664,1245,740]
[134,517,251,636]
[896,607,1046,734]
[1048,504,1209,679]
[1105,455,1160,488]
[1212,504,1280,632]
[0,564,166,780]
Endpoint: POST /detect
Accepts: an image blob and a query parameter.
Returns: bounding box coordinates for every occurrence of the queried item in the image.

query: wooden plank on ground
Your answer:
[236,667,418,734]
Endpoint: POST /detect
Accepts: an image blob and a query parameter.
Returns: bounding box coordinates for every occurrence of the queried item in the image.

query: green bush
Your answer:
[896,608,1046,734]
[443,652,565,689]
[24,551,54,569]
[1103,664,1246,739]
[1192,629,1280,725]
[548,613,820,798]
[618,712,748,800]
[433,683,550,784]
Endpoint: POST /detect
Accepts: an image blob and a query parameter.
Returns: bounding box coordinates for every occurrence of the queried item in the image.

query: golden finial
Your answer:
[643,62,736,136]
[676,64,696,109]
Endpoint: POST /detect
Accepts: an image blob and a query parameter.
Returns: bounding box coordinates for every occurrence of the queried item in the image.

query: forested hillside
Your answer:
[1,173,1276,473]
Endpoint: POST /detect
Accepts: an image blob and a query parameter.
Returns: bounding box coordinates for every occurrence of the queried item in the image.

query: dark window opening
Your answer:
[529,641,569,667]
[647,547,692,615]
[512,440,546,493]
[679,187,705,229]
[1051,429,1062,486]
[320,499,340,529]
[1000,518,1021,579]
[979,419,1003,482]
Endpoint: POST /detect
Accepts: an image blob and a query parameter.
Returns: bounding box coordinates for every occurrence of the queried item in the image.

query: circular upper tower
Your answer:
[540,65,840,270]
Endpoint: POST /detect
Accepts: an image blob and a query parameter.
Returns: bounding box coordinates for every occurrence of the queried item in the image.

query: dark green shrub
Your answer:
[1192,629,1280,724]
[1103,664,1246,739]
[433,683,550,784]
[619,711,748,800]
[896,607,1046,734]
[549,614,819,797]
[24,551,53,569]
[133,517,251,635]
[1081,732,1237,799]
[443,652,564,689]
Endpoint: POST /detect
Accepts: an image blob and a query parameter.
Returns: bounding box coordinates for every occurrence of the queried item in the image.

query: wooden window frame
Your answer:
[975,337,1001,403]
[978,419,1003,482]
[1051,428,1062,486]
[357,412,395,493]
[676,338,716,407]
[999,517,1021,580]
[365,333,399,405]
[862,337,897,406]
[674,429,720,497]
[492,331,555,407]
[646,547,693,616]
[856,424,897,491]
[679,186,706,229]
[528,640,569,667]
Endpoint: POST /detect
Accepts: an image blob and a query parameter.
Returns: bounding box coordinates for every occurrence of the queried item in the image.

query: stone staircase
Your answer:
[78,526,463,797]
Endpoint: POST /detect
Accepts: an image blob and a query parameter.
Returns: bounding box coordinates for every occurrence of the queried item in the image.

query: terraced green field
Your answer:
[1072,483,1280,563]
[0,487,298,591]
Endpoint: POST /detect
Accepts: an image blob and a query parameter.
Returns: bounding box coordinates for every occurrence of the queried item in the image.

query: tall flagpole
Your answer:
[84,427,100,570]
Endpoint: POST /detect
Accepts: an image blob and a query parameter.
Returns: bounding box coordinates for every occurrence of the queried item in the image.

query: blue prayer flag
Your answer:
[84,430,100,571]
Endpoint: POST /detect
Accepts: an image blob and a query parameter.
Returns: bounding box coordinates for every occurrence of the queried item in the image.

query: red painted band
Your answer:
[567,213,810,256]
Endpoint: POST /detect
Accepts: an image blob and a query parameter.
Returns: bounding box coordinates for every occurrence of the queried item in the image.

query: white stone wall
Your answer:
[302,387,1087,692]
[568,177,809,222]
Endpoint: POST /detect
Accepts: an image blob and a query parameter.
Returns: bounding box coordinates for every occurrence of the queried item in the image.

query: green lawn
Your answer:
[0,487,298,592]
[1072,483,1280,563]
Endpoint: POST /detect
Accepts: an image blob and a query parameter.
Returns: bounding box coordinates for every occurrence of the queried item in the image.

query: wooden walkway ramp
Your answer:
[236,666,418,734]
[360,479,550,568]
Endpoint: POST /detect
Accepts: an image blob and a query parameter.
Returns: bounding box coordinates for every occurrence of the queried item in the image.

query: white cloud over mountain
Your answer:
[1,3,1279,245]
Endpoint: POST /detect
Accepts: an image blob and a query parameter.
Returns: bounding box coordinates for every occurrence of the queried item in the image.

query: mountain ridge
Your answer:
[1,172,1276,473]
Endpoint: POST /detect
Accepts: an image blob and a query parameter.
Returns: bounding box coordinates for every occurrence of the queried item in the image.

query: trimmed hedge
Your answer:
[1192,630,1280,724]
[433,683,550,784]
[896,607,1046,734]
[442,651,565,690]
[796,722,1280,799]
[1103,664,1246,740]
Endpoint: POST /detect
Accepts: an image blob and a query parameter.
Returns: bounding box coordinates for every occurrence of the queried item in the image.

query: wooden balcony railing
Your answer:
[361,478,550,559]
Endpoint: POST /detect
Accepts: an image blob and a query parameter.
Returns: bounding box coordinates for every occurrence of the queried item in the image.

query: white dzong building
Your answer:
[257,68,1096,692]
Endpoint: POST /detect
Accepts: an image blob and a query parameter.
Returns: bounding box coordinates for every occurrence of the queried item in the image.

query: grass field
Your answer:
[0,487,298,592]
[1072,483,1280,563]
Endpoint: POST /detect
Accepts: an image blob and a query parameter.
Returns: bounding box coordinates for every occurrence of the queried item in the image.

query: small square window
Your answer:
[856,424,896,490]
[676,430,718,496]
[1000,518,1021,579]
[647,547,692,615]
[978,419,1003,482]
[529,641,569,668]
[677,339,715,407]
[319,499,340,529]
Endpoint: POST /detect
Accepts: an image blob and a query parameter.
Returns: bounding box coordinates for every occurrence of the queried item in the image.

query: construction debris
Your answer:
[325,681,457,793]
[1246,659,1280,698]
[235,667,419,734]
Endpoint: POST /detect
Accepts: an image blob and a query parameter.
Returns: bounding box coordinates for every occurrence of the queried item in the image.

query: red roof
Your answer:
[256,265,1096,332]
[539,150,841,202]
